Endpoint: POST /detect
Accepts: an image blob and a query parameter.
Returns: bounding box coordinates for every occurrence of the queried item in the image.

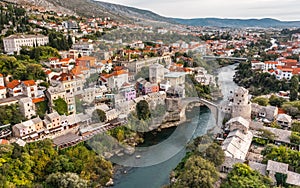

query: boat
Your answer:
[135,155,141,159]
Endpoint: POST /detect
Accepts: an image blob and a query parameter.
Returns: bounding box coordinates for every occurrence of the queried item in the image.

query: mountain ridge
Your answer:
[6,0,300,28]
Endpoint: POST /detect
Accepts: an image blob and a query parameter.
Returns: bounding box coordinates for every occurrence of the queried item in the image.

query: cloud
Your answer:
[97,0,300,21]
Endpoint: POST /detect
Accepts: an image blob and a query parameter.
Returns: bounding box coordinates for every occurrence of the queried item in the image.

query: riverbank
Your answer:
[111,64,238,188]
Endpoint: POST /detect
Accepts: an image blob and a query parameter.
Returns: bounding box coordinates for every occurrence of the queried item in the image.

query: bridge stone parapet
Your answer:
[181,97,224,128]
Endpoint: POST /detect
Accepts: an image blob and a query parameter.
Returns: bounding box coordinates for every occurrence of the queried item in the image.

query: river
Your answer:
[112,64,238,188]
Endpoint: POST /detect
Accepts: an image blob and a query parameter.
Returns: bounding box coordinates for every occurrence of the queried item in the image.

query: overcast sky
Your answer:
[97,0,300,21]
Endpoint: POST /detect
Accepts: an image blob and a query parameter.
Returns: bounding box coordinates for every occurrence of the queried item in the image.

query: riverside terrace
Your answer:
[53,119,124,149]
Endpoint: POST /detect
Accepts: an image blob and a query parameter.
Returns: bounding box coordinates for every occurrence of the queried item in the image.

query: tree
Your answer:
[92,109,107,122]
[173,156,219,188]
[290,89,298,101]
[290,75,299,91]
[53,98,68,115]
[269,95,286,107]
[35,100,48,119]
[275,172,287,187]
[136,100,151,120]
[290,132,300,145]
[252,97,269,106]
[202,143,225,167]
[221,163,272,188]
[291,121,300,132]
[46,172,88,188]
[67,35,73,48]
[0,104,25,125]
[262,144,300,173]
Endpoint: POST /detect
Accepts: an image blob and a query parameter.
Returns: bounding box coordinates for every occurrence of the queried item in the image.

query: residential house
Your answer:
[19,97,36,119]
[0,86,6,99]
[222,115,253,160]
[44,112,62,133]
[51,73,77,94]
[72,42,94,56]
[21,80,38,98]
[266,160,300,187]
[149,63,165,83]
[159,80,171,91]
[225,116,250,134]
[251,103,278,122]
[119,85,136,101]
[0,74,5,87]
[101,70,129,89]
[12,117,43,140]
[6,80,22,97]
[276,114,292,129]
[164,72,186,87]
[76,56,96,68]
[49,57,60,68]
[142,82,152,95]
[221,128,253,160]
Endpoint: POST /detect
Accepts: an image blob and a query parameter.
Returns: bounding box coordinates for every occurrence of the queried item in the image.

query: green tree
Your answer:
[262,144,300,173]
[35,100,48,119]
[290,75,299,91]
[0,104,25,125]
[53,98,68,115]
[221,163,272,188]
[269,95,286,107]
[92,109,107,122]
[202,143,225,167]
[173,156,219,188]
[290,132,300,145]
[136,100,151,120]
[290,89,298,101]
[291,121,300,132]
[252,97,269,106]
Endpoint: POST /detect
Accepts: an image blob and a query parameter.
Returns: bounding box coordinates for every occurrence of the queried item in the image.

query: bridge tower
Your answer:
[232,87,251,120]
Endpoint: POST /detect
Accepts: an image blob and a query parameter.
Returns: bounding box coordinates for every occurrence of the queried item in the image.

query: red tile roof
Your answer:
[6,80,20,89]
[32,97,45,104]
[0,139,9,145]
[265,61,278,65]
[22,80,36,86]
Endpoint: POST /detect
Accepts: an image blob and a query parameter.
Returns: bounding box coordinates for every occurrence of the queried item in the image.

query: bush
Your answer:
[53,98,68,115]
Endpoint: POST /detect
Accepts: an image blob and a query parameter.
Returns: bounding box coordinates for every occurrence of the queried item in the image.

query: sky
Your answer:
[96,0,300,21]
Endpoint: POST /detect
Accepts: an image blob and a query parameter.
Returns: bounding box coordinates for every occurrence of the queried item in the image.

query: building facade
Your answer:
[3,34,49,54]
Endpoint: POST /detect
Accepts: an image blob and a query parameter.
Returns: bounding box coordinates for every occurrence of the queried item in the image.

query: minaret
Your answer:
[232,87,251,120]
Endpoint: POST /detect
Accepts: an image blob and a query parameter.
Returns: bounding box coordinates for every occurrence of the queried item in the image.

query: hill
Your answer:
[172,18,300,28]
[5,0,300,28]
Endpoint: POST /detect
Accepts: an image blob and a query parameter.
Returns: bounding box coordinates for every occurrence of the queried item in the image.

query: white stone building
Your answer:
[3,34,49,54]
[19,97,36,119]
[149,63,165,83]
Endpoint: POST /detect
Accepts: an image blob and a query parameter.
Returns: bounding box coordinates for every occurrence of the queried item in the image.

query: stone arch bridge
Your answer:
[182,97,224,128]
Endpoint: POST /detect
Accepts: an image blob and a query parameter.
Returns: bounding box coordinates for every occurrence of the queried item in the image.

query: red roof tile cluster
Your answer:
[6,80,20,89]
[32,97,45,104]
[22,80,36,86]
